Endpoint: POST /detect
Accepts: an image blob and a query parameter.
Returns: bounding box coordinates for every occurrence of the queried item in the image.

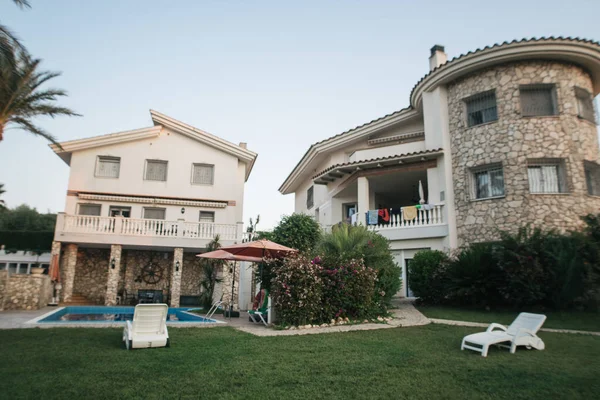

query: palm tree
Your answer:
[199,235,225,308]
[318,223,370,263]
[0,0,79,146]
[0,183,6,210]
[0,52,80,145]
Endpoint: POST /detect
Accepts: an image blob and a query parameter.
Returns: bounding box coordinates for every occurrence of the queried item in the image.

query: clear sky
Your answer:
[0,0,599,229]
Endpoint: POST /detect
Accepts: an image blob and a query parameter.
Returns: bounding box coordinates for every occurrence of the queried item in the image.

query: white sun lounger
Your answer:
[123,304,170,350]
[461,312,546,357]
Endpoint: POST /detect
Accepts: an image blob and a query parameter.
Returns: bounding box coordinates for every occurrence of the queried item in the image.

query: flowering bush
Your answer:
[271,254,322,326]
[320,258,378,320]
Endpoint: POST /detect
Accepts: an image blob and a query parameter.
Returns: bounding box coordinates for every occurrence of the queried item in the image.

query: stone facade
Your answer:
[448,61,600,245]
[0,271,52,310]
[123,250,173,301]
[61,243,78,302]
[169,248,183,307]
[72,248,110,304]
[220,261,240,311]
[180,252,204,296]
[105,245,122,306]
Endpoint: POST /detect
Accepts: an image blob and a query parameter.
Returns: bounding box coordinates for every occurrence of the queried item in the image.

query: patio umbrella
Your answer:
[418,180,425,205]
[48,254,60,282]
[220,239,298,289]
[196,249,263,319]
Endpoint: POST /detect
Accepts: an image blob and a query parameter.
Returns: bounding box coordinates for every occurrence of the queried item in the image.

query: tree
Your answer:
[0,184,5,211]
[199,235,225,309]
[270,213,321,254]
[0,204,56,231]
[0,0,80,145]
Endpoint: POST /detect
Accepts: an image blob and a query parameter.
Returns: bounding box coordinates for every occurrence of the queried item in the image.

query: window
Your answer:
[143,207,166,220]
[145,160,168,181]
[8,263,17,274]
[575,87,596,123]
[306,186,314,209]
[0,263,6,271]
[465,91,498,127]
[527,159,567,193]
[520,84,557,116]
[109,206,131,218]
[95,156,120,178]
[78,204,101,216]
[199,211,215,223]
[192,164,214,185]
[471,164,505,200]
[585,161,600,196]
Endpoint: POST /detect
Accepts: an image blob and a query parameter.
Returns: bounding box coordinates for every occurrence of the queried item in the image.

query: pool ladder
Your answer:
[205,300,223,319]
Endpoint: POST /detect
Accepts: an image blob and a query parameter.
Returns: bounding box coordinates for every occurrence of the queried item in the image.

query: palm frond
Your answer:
[13,0,32,9]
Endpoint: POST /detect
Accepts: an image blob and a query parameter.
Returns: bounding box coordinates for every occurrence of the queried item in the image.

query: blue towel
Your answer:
[367,210,379,225]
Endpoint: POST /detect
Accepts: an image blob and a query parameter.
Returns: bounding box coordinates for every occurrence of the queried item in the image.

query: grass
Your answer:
[1,325,599,399]
[416,305,600,332]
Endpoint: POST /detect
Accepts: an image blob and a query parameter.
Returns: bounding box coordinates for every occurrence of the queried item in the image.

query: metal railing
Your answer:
[366,204,444,230]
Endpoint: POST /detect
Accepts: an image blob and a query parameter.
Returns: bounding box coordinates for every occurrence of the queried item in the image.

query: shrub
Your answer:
[270,213,321,254]
[271,254,322,326]
[320,258,378,320]
[408,250,449,304]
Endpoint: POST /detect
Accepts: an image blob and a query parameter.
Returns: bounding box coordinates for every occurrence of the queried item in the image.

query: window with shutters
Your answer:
[527,159,567,194]
[306,186,314,209]
[78,204,101,216]
[143,207,166,220]
[470,164,505,200]
[192,164,214,185]
[199,211,215,223]
[465,90,498,127]
[95,156,120,178]
[144,160,168,181]
[575,87,596,123]
[584,161,600,196]
[520,84,558,116]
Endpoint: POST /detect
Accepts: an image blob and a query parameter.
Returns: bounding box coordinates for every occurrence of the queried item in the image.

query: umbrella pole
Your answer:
[230,261,236,320]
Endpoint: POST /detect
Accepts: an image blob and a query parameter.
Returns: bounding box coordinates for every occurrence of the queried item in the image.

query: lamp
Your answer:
[111,258,116,269]
[180,207,185,214]
[175,261,180,272]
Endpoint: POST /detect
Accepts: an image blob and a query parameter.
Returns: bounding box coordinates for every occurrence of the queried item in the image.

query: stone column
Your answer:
[170,248,183,307]
[62,244,78,303]
[105,244,122,306]
[221,261,240,311]
[357,176,370,226]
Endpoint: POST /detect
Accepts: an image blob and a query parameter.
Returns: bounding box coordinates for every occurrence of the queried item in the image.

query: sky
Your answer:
[0,0,599,229]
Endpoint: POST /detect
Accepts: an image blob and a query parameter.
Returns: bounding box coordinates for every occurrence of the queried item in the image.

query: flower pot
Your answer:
[30,267,45,275]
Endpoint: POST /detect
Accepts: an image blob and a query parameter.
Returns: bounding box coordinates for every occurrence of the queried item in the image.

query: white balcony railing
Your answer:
[61,214,240,241]
[366,204,444,230]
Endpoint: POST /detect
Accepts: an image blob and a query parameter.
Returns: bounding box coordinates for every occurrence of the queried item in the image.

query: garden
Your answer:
[408,214,600,326]
[259,214,401,327]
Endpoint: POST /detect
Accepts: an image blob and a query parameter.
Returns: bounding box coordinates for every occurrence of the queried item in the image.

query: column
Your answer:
[62,244,78,303]
[357,176,370,226]
[105,244,122,306]
[170,248,183,307]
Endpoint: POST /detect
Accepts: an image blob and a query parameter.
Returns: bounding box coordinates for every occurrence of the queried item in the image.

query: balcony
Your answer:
[54,213,243,250]
[366,204,448,241]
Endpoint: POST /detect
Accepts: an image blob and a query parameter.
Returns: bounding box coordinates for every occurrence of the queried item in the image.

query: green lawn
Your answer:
[1,325,599,399]
[416,305,600,332]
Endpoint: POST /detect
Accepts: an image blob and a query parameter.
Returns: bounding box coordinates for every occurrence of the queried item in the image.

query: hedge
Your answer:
[0,231,54,252]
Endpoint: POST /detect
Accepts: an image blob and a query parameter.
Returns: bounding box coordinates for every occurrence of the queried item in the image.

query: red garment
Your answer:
[378,208,390,222]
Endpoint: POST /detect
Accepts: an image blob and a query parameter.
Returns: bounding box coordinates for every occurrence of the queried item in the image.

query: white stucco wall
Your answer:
[64,127,246,225]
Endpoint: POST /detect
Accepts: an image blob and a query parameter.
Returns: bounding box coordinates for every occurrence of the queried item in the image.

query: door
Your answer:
[405,259,414,297]
[343,203,357,224]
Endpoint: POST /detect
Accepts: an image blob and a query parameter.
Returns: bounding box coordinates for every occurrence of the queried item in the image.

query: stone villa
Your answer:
[280,37,600,296]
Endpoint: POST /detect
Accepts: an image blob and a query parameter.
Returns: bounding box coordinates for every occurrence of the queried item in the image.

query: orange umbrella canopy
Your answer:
[220,239,297,259]
[196,249,263,263]
[48,254,60,282]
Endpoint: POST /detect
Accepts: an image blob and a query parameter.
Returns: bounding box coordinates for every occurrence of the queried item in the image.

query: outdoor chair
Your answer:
[122,304,170,350]
[249,290,270,326]
[461,312,546,357]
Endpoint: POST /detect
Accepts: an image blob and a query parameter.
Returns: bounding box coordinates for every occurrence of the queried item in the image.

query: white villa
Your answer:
[279,37,600,297]
[49,110,257,308]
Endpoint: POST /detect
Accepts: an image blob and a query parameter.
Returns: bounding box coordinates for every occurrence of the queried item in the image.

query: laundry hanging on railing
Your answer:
[367,210,379,225]
[403,206,418,221]
[378,208,390,225]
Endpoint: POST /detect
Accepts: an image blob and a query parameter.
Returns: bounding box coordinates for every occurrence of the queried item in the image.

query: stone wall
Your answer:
[72,248,110,304]
[123,250,173,300]
[448,61,600,245]
[220,261,240,311]
[0,270,52,310]
[180,252,203,296]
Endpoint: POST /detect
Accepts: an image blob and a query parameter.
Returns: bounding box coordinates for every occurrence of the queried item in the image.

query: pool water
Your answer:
[37,306,217,323]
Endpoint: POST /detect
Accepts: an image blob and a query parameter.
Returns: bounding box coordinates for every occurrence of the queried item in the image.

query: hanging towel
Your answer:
[403,206,418,221]
[368,210,379,225]
[378,208,390,224]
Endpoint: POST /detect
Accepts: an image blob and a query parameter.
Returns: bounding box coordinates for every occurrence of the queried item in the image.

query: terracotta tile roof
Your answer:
[312,148,443,180]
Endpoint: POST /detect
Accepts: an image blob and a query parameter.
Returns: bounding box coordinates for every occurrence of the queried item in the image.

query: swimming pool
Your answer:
[34,306,219,324]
